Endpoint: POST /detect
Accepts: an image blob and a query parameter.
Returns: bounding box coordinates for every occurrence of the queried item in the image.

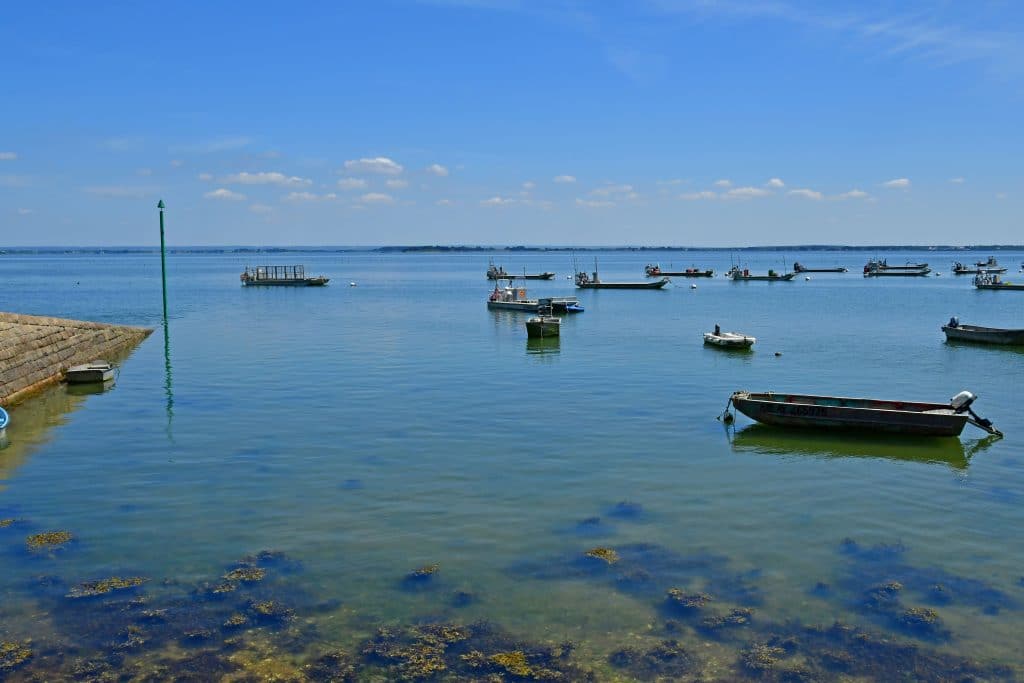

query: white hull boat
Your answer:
[704,331,756,348]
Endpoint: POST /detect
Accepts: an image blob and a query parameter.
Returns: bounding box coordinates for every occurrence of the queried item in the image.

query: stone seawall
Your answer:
[0,312,153,406]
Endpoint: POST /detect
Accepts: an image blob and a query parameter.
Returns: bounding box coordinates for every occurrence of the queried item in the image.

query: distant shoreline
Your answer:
[2,244,1023,255]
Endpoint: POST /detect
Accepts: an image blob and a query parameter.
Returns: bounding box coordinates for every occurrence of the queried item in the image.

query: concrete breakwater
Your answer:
[0,312,152,406]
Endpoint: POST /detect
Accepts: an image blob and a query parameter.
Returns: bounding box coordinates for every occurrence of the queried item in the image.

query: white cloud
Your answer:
[425,163,449,177]
[223,171,312,187]
[0,174,31,187]
[766,178,785,188]
[0,152,17,160]
[198,172,213,181]
[834,189,870,200]
[553,174,576,183]
[386,178,409,189]
[436,199,455,206]
[284,191,319,202]
[575,198,615,208]
[481,196,516,206]
[656,178,687,186]
[680,191,717,201]
[174,136,252,155]
[324,192,338,200]
[337,177,367,190]
[591,183,634,197]
[17,207,32,215]
[788,188,823,200]
[204,188,246,201]
[249,203,273,213]
[725,186,771,199]
[882,178,910,189]
[714,179,732,188]
[949,177,965,184]
[522,181,536,190]
[84,185,154,199]
[344,157,403,175]
[360,192,394,204]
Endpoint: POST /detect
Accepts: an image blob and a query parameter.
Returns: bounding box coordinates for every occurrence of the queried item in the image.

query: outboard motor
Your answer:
[950,390,976,413]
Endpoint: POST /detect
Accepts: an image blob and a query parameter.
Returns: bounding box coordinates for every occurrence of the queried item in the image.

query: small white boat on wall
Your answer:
[704,329,756,348]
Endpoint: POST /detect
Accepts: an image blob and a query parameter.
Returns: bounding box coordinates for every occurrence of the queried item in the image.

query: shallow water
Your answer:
[2,248,1024,679]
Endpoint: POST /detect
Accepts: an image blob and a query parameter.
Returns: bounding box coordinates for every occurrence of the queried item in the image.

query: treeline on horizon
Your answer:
[2,244,1023,254]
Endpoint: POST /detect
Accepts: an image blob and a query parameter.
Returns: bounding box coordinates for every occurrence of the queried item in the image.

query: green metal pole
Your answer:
[158,199,167,319]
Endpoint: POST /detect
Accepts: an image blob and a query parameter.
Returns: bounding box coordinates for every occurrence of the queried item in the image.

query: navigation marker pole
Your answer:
[158,199,168,320]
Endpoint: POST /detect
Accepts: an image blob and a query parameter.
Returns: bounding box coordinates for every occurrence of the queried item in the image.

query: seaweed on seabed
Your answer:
[66,576,147,599]
[401,563,440,591]
[665,588,712,613]
[1,640,33,673]
[25,530,74,552]
[838,537,1014,615]
[360,621,587,681]
[608,639,697,680]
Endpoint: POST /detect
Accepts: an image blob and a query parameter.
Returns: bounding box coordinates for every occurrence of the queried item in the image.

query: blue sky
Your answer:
[1,0,1022,246]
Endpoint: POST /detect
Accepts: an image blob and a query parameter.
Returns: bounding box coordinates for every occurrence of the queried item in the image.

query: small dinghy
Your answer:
[704,330,755,348]
[525,301,561,339]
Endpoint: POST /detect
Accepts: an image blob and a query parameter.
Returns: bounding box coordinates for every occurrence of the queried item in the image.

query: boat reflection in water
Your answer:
[526,336,560,356]
[65,378,116,396]
[728,423,1001,471]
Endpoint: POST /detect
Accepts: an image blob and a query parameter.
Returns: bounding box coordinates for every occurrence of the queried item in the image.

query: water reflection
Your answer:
[0,387,89,488]
[65,378,116,396]
[726,423,999,470]
[526,337,560,357]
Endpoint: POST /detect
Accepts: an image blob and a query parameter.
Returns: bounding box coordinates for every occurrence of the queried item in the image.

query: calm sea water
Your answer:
[2,248,1024,678]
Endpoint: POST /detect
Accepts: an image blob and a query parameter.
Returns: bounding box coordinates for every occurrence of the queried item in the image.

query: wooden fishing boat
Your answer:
[974,273,1024,290]
[575,270,669,289]
[645,264,713,277]
[726,266,796,281]
[704,331,755,348]
[240,265,329,286]
[952,261,1006,275]
[793,262,847,273]
[487,262,555,280]
[725,390,1001,437]
[942,320,1024,345]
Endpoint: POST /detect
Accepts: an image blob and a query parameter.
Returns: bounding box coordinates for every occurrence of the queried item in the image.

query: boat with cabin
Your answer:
[645,264,714,277]
[953,260,1006,275]
[726,266,796,281]
[724,390,1001,437]
[487,281,582,313]
[793,262,847,273]
[975,256,1001,269]
[240,265,329,286]
[487,261,555,280]
[525,301,561,339]
[704,327,755,348]
[942,318,1024,345]
[974,273,1024,291]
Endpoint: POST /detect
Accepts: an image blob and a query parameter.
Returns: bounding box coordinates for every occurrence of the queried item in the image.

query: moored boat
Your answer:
[487,261,555,280]
[974,273,1024,291]
[487,282,582,313]
[793,262,847,273]
[942,318,1024,345]
[864,258,929,271]
[575,269,669,289]
[704,329,755,348]
[724,390,1001,437]
[525,301,561,338]
[953,261,1006,275]
[864,264,931,277]
[726,266,796,281]
[645,264,714,277]
[241,265,329,286]
[975,256,1000,268]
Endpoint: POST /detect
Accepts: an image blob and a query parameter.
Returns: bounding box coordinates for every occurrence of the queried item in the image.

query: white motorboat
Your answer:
[704,331,756,348]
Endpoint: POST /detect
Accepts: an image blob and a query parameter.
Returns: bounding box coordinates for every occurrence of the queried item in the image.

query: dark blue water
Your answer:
[1,249,1023,678]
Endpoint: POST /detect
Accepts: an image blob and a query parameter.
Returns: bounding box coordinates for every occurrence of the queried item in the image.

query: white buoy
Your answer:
[804,276,811,281]
[690,283,697,289]
[349,282,357,287]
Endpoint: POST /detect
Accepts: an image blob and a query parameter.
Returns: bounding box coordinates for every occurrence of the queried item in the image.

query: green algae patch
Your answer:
[248,599,295,623]
[0,517,20,528]
[224,566,266,583]
[303,650,356,681]
[584,547,619,564]
[699,607,754,633]
[223,612,248,629]
[0,641,33,672]
[896,606,949,638]
[408,563,439,578]
[26,530,73,550]
[740,642,787,672]
[609,639,697,679]
[66,576,147,598]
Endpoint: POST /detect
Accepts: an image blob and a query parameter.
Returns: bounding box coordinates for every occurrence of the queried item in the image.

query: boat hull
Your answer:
[242,277,329,286]
[954,268,1007,275]
[704,333,755,348]
[577,278,669,289]
[488,272,555,280]
[730,391,968,437]
[729,274,796,281]
[525,319,560,338]
[943,324,1024,345]
[864,269,930,277]
[648,270,713,277]
[794,267,847,273]
[976,283,1024,291]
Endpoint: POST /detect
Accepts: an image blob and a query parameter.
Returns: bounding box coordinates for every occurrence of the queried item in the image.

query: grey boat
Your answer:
[724,390,1000,437]
[942,319,1024,345]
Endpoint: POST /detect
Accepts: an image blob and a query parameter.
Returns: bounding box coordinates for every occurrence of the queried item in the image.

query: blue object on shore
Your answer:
[0,405,8,432]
